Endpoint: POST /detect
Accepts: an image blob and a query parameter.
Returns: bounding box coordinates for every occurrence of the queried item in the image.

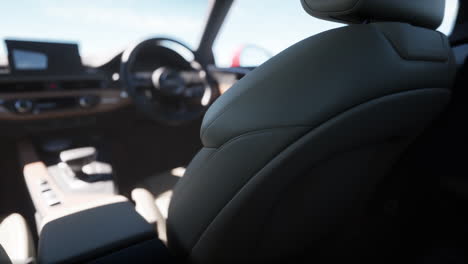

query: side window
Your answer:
[438,0,460,36]
[214,0,459,68]
[213,0,343,67]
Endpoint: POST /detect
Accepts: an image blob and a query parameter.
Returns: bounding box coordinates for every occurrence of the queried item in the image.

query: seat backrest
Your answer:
[167,0,456,262]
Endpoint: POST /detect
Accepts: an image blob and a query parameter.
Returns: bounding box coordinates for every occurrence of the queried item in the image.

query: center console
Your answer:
[18,140,123,231]
[7,39,172,263]
[18,140,172,263]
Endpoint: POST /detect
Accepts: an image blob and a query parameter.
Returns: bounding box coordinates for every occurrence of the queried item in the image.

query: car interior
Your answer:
[1,0,468,263]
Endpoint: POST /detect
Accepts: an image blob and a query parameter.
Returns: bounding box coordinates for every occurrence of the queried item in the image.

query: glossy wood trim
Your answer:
[0,89,131,120]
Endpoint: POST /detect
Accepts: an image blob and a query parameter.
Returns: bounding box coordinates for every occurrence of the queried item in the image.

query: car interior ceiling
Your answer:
[1,0,468,263]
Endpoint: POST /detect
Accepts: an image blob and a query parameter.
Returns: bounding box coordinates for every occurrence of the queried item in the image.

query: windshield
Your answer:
[0,0,208,67]
[0,1,460,69]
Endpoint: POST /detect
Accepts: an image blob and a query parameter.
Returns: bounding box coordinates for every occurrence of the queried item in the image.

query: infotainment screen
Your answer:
[5,39,84,76]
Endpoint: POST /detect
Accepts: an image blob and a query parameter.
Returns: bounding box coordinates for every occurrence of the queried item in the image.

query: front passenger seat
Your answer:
[141,0,456,262]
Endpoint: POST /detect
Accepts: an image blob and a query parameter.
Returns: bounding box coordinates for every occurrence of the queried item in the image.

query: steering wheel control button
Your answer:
[14,99,34,113]
[153,67,186,96]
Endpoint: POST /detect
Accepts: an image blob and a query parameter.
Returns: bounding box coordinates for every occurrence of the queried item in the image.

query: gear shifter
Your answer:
[59,147,112,181]
[60,147,97,172]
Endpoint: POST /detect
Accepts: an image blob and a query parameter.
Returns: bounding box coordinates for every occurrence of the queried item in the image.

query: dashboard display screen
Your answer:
[5,40,84,76]
[12,49,48,70]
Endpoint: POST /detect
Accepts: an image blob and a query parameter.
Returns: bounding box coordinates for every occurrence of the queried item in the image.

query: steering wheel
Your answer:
[120,38,218,125]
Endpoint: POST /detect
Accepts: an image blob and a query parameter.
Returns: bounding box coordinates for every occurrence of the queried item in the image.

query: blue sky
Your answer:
[0,0,459,67]
[0,0,207,66]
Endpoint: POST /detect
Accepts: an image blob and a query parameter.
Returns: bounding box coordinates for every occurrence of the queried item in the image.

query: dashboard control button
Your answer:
[14,99,33,113]
[42,190,61,207]
[39,182,51,192]
[79,96,99,108]
[38,178,48,185]
[46,198,61,207]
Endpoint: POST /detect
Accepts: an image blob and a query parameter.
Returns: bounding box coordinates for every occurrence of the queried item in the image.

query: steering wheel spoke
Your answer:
[131,72,154,88]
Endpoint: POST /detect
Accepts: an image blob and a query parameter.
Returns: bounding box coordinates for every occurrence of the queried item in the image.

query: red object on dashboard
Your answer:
[230,45,245,68]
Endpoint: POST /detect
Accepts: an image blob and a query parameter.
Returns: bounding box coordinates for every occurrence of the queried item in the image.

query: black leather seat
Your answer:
[136,0,456,262]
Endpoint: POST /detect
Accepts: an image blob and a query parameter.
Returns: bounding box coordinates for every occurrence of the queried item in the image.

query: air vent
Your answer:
[0,79,105,93]
[0,82,46,92]
[60,80,103,90]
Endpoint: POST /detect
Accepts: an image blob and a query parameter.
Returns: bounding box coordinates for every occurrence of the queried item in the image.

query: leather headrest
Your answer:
[301,0,446,30]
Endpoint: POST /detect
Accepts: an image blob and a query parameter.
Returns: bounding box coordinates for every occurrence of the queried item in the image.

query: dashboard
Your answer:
[0,39,247,125]
[0,40,129,121]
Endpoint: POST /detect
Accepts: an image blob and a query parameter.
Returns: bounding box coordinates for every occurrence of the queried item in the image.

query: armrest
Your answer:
[38,201,163,263]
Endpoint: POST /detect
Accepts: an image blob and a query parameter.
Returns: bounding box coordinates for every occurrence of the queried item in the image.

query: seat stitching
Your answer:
[170,126,312,207]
